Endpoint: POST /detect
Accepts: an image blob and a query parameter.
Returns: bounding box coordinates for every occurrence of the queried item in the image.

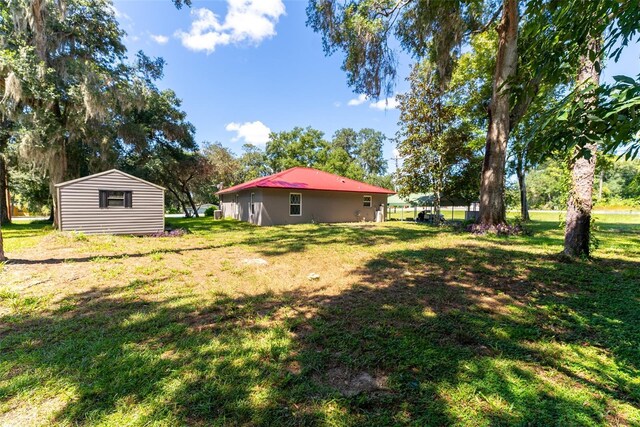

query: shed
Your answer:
[55,169,165,235]
[216,167,395,226]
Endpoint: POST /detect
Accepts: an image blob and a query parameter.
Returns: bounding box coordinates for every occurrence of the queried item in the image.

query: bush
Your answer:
[466,222,527,236]
[149,228,188,238]
[204,206,215,217]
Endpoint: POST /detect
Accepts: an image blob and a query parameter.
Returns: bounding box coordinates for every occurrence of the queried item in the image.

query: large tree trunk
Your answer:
[0,154,6,261]
[184,188,200,218]
[564,36,601,258]
[0,154,10,225]
[0,171,5,260]
[515,153,530,221]
[478,0,518,226]
[0,215,5,262]
[49,146,68,229]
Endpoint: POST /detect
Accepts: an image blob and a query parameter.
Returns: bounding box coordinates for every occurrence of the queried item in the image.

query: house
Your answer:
[216,167,395,226]
[55,169,165,235]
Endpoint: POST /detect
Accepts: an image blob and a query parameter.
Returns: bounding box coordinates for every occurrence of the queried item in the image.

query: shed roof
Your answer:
[217,167,395,195]
[54,169,165,190]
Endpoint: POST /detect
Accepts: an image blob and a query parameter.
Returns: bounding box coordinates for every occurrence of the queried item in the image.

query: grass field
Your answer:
[1,214,639,426]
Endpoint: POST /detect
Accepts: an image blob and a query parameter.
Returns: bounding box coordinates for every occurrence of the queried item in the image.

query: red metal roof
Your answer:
[216,167,396,195]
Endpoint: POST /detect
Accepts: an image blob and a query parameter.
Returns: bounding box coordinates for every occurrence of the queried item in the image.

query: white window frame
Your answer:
[234,194,239,217]
[289,193,302,216]
[250,192,255,215]
[363,195,372,207]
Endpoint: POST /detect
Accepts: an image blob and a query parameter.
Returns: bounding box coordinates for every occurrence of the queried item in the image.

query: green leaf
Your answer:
[612,75,637,85]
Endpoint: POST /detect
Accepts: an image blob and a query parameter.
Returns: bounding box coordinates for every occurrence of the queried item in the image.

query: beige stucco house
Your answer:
[216,167,395,226]
[55,169,165,235]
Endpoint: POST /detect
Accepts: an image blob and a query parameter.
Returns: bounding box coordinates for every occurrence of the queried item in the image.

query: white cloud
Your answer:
[225,121,271,145]
[150,34,169,45]
[370,96,400,111]
[347,94,368,106]
[333,101,341,107]
[176,0,286,54]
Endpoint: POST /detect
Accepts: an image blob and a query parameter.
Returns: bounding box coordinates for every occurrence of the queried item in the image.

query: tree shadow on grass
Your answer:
[0,285,315,425]
[6,221,443,265]
[304,243,639,424]
[1,234,639,424]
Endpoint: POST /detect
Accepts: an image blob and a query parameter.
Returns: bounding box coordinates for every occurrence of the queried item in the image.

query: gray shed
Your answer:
[55,169,165,235]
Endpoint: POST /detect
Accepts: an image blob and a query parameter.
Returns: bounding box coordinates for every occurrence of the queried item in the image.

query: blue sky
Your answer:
[113,0,639,172]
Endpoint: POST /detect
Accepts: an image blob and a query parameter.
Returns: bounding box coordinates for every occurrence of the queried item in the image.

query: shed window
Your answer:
[363,195,372,207]
[289,193,302,216]
[100,190,132,208]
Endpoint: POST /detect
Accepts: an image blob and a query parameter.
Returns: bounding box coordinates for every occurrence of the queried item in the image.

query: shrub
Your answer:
[204,206,215,217]
[149,229,187,238]
[466,222,526,236]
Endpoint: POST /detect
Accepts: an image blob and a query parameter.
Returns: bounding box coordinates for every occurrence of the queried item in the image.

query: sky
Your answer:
[112,0,639,173]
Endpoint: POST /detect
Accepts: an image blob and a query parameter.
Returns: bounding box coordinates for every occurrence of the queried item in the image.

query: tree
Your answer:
[331,128,359,158]
[238,144,270,181]
[0,123,5,260]
[396,62,478,224]
[202,142,241,189]
[526,0,640,256]
[605,159,640,202]
[365,174,395,191]
[0,0,146,227]
[306,0,519,226]
[477,0,518,226]
[0,120,12,224]
[563,36,601,257]
[145,147,209,217]
[265,127,329,172]
[0,207,4,261]
[507,85,563,221]
[526,159,570,209]
[356,128,387,176]
[118,87,199,215]
[307,0,558,226]
[322,145,365,180]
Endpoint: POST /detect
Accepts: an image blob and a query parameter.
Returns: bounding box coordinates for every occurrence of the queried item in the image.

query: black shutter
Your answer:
[124,191,133,208]
[99,190,107,208]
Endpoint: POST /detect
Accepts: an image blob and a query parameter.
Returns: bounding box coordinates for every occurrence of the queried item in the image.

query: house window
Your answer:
[289,193,302,216]
[250,193,255,215]
[99,190,132,208]
[363,195,372,207]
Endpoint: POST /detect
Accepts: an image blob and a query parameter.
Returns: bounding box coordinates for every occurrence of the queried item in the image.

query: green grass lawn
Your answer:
[0,215,639,426]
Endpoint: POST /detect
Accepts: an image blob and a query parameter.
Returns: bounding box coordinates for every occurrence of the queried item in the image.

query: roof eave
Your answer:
[217,185,395,195]
[55,169,166,190]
